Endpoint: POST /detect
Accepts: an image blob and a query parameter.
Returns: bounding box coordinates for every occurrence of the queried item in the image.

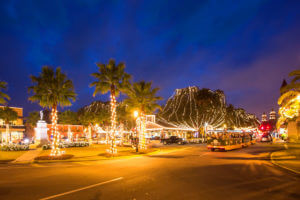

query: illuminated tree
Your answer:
[124,81,162,150]
[28,66,76,156]
[277,69,300,128]
[159,87,258,129]
[0,106,18,143]
[0,81,10,105]
[90,59,131,154]
[277,91,300,128]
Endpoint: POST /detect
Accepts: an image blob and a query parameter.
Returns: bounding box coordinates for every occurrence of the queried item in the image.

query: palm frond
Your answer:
[28,66,77,109]
[0,81,10,105]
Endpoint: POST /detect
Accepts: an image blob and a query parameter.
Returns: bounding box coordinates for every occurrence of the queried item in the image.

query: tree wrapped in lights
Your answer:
[90,59,131,155]
[28,67,76,156]
[124,81,162,151]
[277,69,300,128]
[159,87,258,130]
[277,92,300,127]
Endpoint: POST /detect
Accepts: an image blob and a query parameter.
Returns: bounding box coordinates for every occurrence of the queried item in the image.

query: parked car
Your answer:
[260,134,272,142]
[161,136,186,145]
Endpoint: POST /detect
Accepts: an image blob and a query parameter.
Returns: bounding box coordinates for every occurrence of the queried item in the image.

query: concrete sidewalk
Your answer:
[12,148,42,163]
[271,144,300,174]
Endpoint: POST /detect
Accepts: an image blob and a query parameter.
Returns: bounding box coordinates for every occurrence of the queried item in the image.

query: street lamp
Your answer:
[133,110,139,118]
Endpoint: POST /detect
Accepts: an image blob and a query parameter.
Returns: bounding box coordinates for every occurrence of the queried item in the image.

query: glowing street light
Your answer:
[133,110,139,118]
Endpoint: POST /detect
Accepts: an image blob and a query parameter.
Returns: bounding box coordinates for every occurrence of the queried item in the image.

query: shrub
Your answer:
[0,144,29,151]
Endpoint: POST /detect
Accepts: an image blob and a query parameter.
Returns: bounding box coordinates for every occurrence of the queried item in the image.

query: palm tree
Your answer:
[277,90,300,128]
[28,66,76,156]
[277,69,300,128]
[280,69,300,93]
[0,107,18,143]
[0,81,10,105]
[124,81,162,151]
[90,59,131,154]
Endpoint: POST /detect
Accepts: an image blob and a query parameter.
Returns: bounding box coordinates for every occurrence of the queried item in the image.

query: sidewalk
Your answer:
[12,148,43,163]
[271,144,300,174]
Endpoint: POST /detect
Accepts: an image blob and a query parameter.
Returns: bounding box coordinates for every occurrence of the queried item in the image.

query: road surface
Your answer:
[0,143,299,200]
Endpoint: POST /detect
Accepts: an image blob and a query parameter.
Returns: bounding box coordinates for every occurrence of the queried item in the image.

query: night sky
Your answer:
[0,0,299,117]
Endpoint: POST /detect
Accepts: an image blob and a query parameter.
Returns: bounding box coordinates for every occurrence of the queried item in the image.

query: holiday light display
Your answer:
[277,94,300,128]
[139,113,147,150]
[50,108,61,156]
[160,86,259,129]
[67,126,73,142]
[108,94,117,154]
[134,111,147,151]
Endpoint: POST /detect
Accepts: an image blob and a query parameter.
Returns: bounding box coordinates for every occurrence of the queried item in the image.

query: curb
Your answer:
[270,151,300,175]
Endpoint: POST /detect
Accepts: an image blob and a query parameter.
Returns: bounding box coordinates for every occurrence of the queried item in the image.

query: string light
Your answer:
[138,112,147,150]
[50,108,62,156]
[107,94,117,154]
[277,94,300,128]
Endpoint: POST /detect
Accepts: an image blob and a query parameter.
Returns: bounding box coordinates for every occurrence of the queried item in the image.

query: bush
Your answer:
[41,142,89,150]
[42,144,51,150]
[0,144,29,151]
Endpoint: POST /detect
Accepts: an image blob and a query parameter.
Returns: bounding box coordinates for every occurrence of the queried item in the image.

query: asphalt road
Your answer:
[0,143,299,200]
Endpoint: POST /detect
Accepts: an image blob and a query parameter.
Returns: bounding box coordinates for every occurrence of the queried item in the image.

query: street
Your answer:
[0,143,299,200]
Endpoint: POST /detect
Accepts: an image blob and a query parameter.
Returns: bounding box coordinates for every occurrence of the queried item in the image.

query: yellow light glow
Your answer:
[107,94,117,155]
[133,110,139,118]
[50,108,62,157]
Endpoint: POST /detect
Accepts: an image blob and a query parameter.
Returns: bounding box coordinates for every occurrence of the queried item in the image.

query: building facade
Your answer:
[0,106,25,143]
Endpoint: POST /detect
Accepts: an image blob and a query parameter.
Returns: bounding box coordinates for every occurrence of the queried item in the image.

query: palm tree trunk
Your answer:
[109,86,117,154]
[50,105,61,156]
[6,123,9,143]
[139,111,147,150]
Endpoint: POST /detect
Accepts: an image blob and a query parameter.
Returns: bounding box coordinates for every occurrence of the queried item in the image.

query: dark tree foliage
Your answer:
[78,101,135,129]
[58,110,79,125]
[26,111,40,127]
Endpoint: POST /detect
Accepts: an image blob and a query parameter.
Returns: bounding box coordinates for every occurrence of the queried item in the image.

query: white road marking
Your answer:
[39,177,123,200]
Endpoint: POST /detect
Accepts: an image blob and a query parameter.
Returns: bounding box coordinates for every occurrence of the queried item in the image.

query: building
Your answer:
[286,116,300,142]
[46,124,84,141]
[261,113,267,122]
[0,106,25,142]
[259,109,278,137]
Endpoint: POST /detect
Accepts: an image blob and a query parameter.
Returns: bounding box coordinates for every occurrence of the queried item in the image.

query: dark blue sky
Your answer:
[0,0,299,117]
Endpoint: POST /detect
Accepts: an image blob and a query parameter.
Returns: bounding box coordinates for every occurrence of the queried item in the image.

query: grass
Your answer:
[34,143,193,162]
[0,151,27,162]
[35,144,162,162]
[37,144,135,160]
